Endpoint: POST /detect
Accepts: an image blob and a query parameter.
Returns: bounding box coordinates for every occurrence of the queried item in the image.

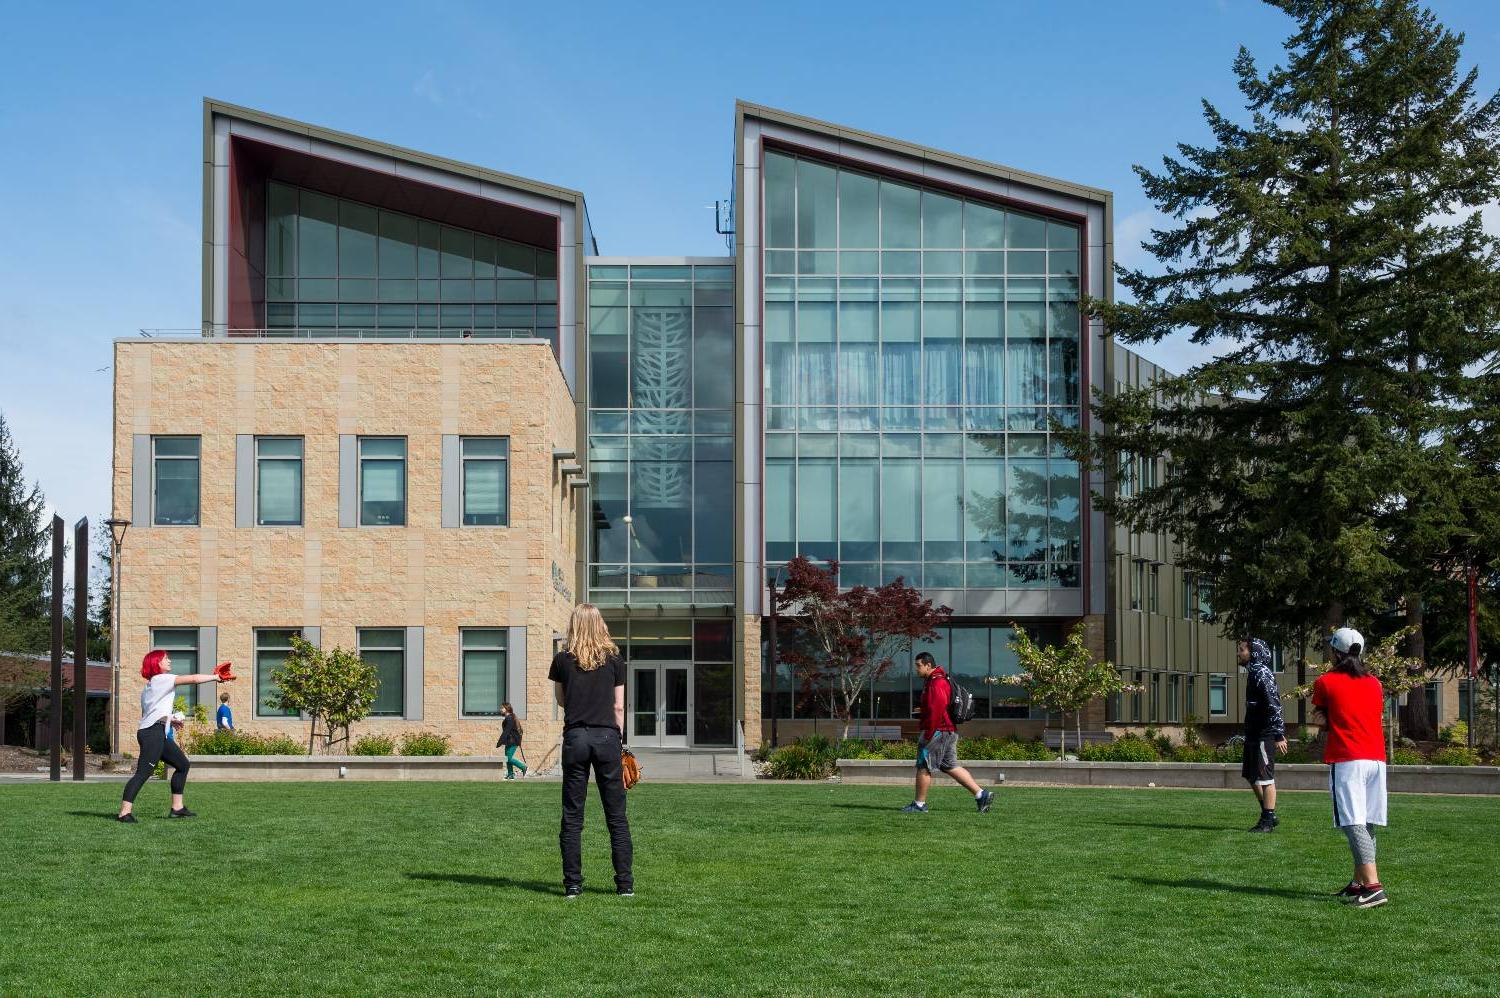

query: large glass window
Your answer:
[255,629,301,717]
[359,628,405,717]
[264,182,557,343]
[359,437,406,527]
[760,150,1083,589]
[461,629,507,717]
[256,437,303,526]
[587,264,734,605]
[461,437,509,526]
[1209,674,1228,716]
[151,628,198,710]
[152,437,200,526]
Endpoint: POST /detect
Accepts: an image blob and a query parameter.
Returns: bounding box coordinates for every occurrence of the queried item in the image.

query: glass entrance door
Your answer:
[630,663,691,748]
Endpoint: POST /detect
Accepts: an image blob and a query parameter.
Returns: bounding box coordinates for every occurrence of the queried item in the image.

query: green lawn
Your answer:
[1,781,1497,996]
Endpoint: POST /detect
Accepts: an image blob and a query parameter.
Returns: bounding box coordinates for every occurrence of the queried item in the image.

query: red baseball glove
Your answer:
[214,661,238,681]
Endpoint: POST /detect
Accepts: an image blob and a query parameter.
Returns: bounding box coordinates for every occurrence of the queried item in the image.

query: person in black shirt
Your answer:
[1239,637,1288,833]
[548,603,633,898]
[496,702,526,780]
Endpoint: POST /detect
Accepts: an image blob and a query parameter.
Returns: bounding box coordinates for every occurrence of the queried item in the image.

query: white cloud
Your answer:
[414,70,444,107]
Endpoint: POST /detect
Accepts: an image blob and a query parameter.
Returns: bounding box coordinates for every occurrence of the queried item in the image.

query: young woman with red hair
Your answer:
[116,649,233,823]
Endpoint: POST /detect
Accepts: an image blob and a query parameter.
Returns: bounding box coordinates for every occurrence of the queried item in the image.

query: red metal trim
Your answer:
[760,136,1092,227]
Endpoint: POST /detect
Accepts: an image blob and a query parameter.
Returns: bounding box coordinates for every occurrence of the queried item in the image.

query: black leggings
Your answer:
[122,721,190,803]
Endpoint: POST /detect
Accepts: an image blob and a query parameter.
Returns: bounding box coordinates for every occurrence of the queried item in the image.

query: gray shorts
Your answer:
[917,731,959,774]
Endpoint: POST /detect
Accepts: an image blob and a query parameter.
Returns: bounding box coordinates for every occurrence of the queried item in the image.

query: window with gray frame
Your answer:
[1168,674,1182,723]
[152,437,200,526]
[462,437,509,526]
[1130,560,1144,611]
[151,628,199,710]
[460,629,507,716]
[359,437,406,526]
[1209,674,1228,716]
[1186,675,1198,720]
[359,628,405,716]
[256,437,304,526]
[255,629,302,717]
[1148,564,1160,614]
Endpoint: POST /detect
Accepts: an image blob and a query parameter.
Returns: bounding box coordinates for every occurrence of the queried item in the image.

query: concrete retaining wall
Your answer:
[837,759,1500,795]
[186,755,515,781]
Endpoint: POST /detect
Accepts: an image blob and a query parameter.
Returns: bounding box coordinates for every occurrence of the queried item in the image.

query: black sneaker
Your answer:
[116,813,137,824]
[899,801,929,813]
[168,807,197,819]
[1247,819,1275,833]
[617,888,635,897]
[976,790,994,814]
[564,886,583,900]
[1333,881,1364,901]
[1352,885,1388,909]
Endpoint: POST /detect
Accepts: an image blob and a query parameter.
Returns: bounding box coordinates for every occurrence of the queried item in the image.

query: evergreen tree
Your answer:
[1081,0,1500,669]
[0,411,50,654]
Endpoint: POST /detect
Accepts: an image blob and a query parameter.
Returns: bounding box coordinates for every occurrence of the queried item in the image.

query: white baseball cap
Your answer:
[1328,627,1364,655]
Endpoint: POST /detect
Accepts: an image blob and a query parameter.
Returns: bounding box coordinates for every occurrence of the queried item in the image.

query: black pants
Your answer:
[122,721,190,804]
[559,726,632,891]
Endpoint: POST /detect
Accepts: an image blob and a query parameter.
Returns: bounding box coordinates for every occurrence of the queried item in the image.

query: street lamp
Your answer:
[766,564,786,749]
[104,518,129,759]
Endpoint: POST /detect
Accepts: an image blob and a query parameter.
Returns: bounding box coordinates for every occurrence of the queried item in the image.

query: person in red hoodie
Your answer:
[901,652,994,814]
[1312,627,1389,910]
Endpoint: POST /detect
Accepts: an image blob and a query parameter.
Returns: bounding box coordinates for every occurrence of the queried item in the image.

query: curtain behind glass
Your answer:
[462,647,504,715]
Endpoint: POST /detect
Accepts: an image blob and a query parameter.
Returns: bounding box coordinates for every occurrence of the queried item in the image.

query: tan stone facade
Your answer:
[113,339,578,761]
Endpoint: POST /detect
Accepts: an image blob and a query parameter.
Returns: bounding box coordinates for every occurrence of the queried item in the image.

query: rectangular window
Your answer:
[1150,673,1162,722]
[461,629,507,717]
[1182,571,1195,619]
[461,437,509,526]
[359,628,405,717]
[1130,559,1144,612]
[1209,674,1228,716]
[1459,681,1472,724]
[255,437,303,526]
[1167,674,1182,723]
[1198,577,1216,623]
[255,629,301,717]
[1425,681,1440,730]
[1186,676,1198,720]
[151,628,198,710]
[1132,671,1144,723]
[359,437,406,526]
[1148,564,1160,615]
[152,436,200,526]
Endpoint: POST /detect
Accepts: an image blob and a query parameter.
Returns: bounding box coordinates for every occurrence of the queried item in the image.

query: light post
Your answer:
[104,518,130,759]
[766,564,785,749]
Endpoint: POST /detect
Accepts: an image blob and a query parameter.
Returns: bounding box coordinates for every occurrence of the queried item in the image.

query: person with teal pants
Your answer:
[497,702,527,779]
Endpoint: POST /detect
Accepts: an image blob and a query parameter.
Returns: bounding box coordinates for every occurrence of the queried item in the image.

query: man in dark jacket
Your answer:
[1240,638,1288,832]
[901,653,994,814]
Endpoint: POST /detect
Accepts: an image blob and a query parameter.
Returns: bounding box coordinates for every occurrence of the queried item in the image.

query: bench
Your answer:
[845,725,903,741]
[1042,729,1115,749]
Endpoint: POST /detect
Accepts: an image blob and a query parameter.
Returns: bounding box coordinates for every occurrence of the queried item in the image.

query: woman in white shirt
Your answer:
[117,649,232,823]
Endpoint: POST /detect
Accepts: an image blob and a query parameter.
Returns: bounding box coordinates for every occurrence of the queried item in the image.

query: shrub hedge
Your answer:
[183,729,304,755]
[350,734,396,756]
[399,731,452,757]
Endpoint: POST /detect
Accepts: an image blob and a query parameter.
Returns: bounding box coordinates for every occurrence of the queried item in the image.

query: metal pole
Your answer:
[1468,558,1479,750]
[105,519,128,760]
[49,516,64,782]
[72,518,88,780]
[767,577,779,750]
[1296,630,1307,728]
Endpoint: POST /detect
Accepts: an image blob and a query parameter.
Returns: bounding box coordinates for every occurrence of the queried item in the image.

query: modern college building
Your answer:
[113,99,1270,767]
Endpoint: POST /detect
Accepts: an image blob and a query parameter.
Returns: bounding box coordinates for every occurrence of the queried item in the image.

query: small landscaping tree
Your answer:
[269,637,379,754]
[997,622,1139,759]
[774,556,952,740]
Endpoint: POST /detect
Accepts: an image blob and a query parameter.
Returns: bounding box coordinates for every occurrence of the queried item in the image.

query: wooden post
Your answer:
[49,516,64,782]
[73,518,89,781]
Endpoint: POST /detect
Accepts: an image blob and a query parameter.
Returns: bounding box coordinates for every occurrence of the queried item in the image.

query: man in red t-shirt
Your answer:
[1311,627,1389,910]
[900,653,993,814]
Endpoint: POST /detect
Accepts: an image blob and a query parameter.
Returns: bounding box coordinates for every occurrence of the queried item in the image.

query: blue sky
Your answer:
[1,0,1497,524]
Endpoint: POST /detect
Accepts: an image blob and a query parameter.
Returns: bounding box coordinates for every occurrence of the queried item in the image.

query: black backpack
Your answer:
[946,676,977,725]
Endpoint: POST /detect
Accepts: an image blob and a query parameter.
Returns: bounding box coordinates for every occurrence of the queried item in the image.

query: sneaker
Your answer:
[900,801,929,813]
[617,888,635,897]
[168,807,197,819]
[564,886,583,900]
[504,775,515,781]
[1247,819,1275,833]
[976,790,994,814]
[116,813,137,824]
[1333,881,1364,901]
[1352,885,1388,909]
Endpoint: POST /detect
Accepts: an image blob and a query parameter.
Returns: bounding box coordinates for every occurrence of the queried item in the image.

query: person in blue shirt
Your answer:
[216,692,234,731]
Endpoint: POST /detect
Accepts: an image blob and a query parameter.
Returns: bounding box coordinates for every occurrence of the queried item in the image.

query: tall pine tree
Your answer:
[1083,0,1500,669]
[0,410,50,654]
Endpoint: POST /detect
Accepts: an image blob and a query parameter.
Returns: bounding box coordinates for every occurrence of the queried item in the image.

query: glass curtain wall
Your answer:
[762,623,1051,721]
[587,264,734,605]
[264,182,558,343]
[762,151,1082,590]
